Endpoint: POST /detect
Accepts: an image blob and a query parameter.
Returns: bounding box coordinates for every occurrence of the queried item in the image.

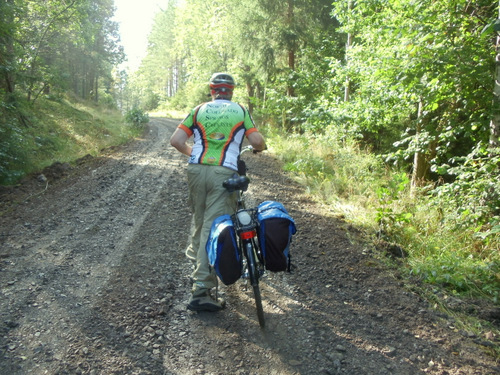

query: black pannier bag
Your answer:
[206,215,242,285]
[256,201,297,272]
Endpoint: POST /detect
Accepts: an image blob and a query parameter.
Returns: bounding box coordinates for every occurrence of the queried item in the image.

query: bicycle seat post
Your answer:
[223,175,250,211]
[237,190,245,210]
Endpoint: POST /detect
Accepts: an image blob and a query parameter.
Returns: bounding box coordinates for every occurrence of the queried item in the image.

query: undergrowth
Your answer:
[0,95,142,185]
[266,127,500,307]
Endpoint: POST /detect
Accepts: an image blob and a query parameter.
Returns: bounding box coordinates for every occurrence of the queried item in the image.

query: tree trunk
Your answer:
[490,4,500,150]
[344,0,353,102]
[246,81,254,113]
[411,100,429,191]
[87,69,95,100]
[288,48,295,71]
[95,75,99,103]
[286,0,295,97]
[0,0,16,94]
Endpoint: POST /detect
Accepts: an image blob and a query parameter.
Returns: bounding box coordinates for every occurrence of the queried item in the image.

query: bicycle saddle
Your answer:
[223,175,250,192]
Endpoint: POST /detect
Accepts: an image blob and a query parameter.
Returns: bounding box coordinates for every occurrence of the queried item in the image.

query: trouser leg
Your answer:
[185,216,198,266]
[187,164,236,291]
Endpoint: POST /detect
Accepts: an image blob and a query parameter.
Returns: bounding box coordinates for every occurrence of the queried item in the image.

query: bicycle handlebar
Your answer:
[241,145,266,154]
[241,145,254,154]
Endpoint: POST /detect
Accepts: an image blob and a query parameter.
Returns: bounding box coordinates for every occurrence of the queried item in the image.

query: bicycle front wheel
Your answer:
[245,241,265,328]
[252,284,265,328]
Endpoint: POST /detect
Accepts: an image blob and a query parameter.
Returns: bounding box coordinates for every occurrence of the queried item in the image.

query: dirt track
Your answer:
[0,117,498,374]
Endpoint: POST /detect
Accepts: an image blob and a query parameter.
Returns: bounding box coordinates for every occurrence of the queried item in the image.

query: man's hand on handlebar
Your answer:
[242,145,267,154]
[253,146,267,154]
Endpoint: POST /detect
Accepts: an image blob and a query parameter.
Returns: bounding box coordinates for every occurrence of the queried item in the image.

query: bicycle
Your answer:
[222,146,266,328]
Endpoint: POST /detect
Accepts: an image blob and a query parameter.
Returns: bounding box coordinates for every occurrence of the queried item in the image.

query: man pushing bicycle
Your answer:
[170,73,266,312]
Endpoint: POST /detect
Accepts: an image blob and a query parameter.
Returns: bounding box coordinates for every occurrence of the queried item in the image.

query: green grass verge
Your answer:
[0,95,143,185]
[265,127,499,305]
[265,126,499,356]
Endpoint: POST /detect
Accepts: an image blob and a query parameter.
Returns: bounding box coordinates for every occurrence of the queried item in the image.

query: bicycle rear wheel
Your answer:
[245,242,265,328]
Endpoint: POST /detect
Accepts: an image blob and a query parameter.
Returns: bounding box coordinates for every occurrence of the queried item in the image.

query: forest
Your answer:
[1,0,499,308]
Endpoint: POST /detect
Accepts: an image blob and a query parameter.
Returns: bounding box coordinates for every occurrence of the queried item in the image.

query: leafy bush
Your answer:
[143,91,161,111]
[125,108,149,127]
[431,145,500,236]
[270,129,499,305]
[167,82,209,112]
[0,94,31,185]
[376,172,413,235]
[0,120,27,185]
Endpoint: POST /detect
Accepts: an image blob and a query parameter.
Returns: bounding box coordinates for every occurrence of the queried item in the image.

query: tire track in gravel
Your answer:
[0,118,188,374]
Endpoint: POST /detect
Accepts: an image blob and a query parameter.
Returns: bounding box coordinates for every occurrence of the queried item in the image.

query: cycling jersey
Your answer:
[178,99,258,172]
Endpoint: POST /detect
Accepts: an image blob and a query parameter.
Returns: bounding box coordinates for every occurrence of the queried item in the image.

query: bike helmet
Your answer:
[209,72,236,91]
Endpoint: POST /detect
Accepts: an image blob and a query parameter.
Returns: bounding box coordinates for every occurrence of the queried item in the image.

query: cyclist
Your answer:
[170,72,266,311]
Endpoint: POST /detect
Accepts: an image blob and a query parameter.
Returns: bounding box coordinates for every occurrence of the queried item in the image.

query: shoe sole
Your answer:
[187,303,224,312]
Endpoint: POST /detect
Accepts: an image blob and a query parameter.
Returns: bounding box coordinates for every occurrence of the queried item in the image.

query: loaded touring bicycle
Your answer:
[206,146,297,328]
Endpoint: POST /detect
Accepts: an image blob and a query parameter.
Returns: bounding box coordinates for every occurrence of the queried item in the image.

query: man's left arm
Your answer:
[170,127,192,156]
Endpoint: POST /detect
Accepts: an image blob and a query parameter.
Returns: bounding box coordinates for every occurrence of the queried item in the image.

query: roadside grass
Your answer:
[265,127,499,348]
[0,95,142,185]
[148,109,185,120]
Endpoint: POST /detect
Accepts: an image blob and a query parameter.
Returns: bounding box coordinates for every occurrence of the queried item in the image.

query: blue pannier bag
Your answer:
[206,214,242,285]
[256,201,297,272]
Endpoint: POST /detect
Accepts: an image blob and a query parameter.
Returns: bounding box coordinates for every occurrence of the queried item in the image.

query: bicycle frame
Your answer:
[223,146,266,327]
[232,206,265,328]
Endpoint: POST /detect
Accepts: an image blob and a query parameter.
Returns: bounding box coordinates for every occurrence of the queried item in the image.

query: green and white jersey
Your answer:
[178,99,258,171]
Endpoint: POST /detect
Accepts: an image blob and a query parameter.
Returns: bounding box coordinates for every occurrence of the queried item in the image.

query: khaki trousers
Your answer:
[186,164,237,291]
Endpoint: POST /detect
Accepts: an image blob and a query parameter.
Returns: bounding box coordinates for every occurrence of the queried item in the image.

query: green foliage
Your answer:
[138,0,339,115]
[121,0,500,309]
[166,82,209,112]
[3,0,123,103]
[409,246,500,302]
[125,108,150,128]
[271,129,499,305]
[143,91,161,111]
[270,128,386,208]
[330,0,495,164]
[415,219,495,304]
[431,145,500,234]
[0,92,35,184]
[0,116,25,184]
[0,95,140,185]
[376,173,413,234]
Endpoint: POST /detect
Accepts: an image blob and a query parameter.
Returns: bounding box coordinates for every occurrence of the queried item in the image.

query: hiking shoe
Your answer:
[187,289,225,312]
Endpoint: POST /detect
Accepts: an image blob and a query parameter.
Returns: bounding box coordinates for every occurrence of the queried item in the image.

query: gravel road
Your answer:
[0,117,498,374]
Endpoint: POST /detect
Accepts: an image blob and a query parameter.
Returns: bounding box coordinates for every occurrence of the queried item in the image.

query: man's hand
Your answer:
[253,146,267,154]
[247,131,266,152]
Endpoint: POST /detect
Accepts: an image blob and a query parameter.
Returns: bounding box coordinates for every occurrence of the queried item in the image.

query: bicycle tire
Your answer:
[245,242,265,328]
[252,284,265,328]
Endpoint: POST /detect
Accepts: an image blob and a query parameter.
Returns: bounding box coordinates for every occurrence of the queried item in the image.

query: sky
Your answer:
[113,0,166,71]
